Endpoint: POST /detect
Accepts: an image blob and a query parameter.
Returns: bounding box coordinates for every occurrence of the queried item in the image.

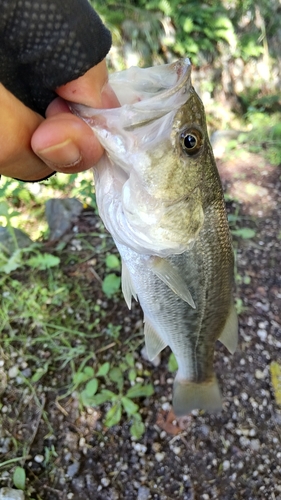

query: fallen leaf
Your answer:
[270,361,281,405]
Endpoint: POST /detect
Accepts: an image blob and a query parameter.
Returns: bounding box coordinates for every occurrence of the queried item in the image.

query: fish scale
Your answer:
[73,58,238,416]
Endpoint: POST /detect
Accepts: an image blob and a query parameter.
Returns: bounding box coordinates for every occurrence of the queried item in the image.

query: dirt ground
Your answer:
[1,149,281,499]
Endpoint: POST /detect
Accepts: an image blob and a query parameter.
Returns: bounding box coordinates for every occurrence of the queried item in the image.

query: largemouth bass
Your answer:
[73,58,238,416]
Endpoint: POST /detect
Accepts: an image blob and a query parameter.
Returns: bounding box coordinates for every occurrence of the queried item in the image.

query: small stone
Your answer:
[222,460,230,471]
[8,366,19,378]
[239,436,250,448]
[155,452,165,462]
[34,454,44,463]
[257,329,267,342]
[255,369,265,379]
[134,443,147,454]
[0,438,11,454]
[21,368,31,378]
[67,461,80,478]
[101,477,110,487]
[152,443,161,453]
[137,486,151,500]
[250,439,260,451]
[162,402,171,411]
[172,446,181,455]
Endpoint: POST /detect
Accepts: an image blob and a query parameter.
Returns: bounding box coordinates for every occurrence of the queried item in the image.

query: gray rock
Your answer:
[45,198,83,241]
[0,226,32,255]
[137,486,151,500]
[0,488,25,500]
[67,461,80,478]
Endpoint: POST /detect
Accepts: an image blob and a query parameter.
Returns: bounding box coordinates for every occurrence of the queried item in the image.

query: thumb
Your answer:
[55,59,120,109]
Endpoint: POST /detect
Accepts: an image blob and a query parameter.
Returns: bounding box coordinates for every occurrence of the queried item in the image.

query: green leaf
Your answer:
[89,391,115,406]
[183,18,194,34]
[85,378,98,396]
[1,249,22,274]
[102,273,121,297]
[105,254,120,269]
[270,361,281,405]
[96,362,110,377]
[26,253,60,270]
[109,367,124,391]
[125,353,135,368]
[130,415,145,439]
[83,366,95,378]
[0,201,10,217]
[80,389,95,407]
[168,352,178,372]
[231,228,256,239]
[31,365,48,382]
[13,466,26,490]
[73,371,89,386]
[126,383,154,399]
[121,396,139,415]
[128,368,137,382]
[104,403,122,427]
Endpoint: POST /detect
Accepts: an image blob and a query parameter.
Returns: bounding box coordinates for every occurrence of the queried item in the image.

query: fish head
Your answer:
[72,59,216,255]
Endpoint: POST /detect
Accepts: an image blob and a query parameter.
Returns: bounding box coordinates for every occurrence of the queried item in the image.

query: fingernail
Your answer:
[37,139,82,167]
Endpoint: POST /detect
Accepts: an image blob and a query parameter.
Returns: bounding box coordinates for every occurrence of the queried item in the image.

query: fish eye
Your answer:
[180,128,203,156]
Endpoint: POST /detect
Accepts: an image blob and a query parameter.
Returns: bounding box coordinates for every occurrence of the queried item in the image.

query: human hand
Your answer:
[0,59,119,182]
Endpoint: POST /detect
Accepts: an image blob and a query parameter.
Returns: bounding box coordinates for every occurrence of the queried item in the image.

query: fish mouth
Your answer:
[70,58,192,129]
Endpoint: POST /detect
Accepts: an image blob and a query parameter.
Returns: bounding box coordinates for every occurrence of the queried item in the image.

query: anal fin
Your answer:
[144,317,167,361]
[218,302,238,354]
[148,256,195,309]
[121,260,137,309]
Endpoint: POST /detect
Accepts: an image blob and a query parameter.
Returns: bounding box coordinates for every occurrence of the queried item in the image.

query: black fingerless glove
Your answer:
[0,0,111,116]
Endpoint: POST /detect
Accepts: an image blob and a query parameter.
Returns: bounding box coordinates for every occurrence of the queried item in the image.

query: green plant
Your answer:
[235,297,246,315]
[168,352,178,372]
[73,354,154,439]
[102,253,121,298]
[13,466,26,490]
[0,243,60,274]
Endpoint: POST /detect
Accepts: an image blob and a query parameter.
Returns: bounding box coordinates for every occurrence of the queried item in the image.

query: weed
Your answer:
[12,466,26,490]
[102,253,121,298]
[235,297,246,315]
[168,352,178,373]
[71,354,154,439]
[225,111,281,166]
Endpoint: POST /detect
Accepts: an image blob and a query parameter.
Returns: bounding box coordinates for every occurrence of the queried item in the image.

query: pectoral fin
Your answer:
[148,257,195,309]
[144,317,167,360]
[218,302,238,354]
[121,261,137,309]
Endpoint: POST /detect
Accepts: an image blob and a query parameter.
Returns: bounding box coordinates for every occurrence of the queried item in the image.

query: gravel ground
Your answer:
[1,150,281,499]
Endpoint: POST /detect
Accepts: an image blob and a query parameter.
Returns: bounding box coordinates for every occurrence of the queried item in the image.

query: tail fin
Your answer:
[173,375,222,417]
